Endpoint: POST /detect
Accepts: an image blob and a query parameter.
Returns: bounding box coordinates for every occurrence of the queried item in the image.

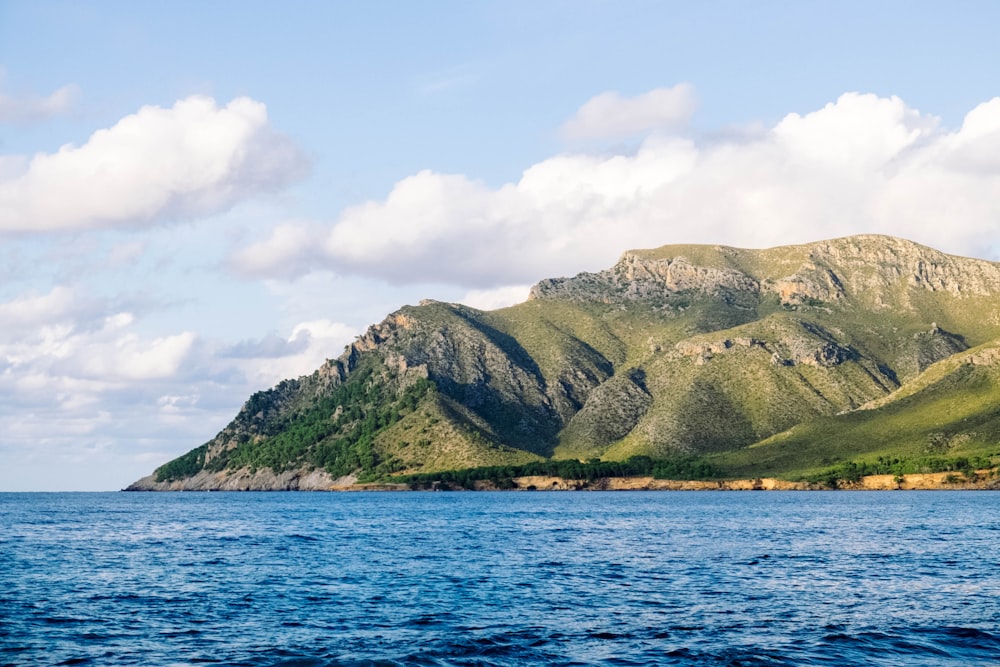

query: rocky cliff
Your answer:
[129,235,1000,490]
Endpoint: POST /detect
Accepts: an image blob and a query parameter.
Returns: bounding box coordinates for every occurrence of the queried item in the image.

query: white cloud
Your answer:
[230,90,1000,287]
[0,285,78,329]
[240,319,357,388]
[560,84,698,141]
[0,72,79,124]
[0,300,194,383]
[0,281,360,489]
[772,93,938,169]
[0,95,308,232]
[73,331,197,381]
[459,285,531,310]
[228,220,326,279]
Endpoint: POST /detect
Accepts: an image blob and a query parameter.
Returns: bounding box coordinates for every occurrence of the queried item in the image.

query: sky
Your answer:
[2,1,1000,491]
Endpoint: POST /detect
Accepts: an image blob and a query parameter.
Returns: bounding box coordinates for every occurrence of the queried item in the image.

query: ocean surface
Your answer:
[1,491,999,666]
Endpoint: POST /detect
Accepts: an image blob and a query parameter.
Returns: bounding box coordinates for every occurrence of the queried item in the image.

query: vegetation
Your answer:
[199,365,434,481]
[154,444,207,482]
[803,455,996,488]
[395,454,718,488]
[710,346,1000,480]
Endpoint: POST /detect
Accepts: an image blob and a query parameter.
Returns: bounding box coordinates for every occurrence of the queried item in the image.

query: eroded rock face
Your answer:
[671,323,856,368]
[125,468,344,491]
[530,234,1000,308]
[768,265,845,305]
[530,254,760,303]
[814,235,1000,298]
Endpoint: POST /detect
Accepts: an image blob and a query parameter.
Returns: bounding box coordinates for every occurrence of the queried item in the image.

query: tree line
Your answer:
[396,454,718,489]
[805,454,996,488]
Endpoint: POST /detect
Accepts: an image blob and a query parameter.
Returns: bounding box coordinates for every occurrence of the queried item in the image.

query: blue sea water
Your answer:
[1,491,999,666]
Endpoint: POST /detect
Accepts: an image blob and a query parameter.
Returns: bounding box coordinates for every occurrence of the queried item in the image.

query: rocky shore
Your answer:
[126,469,1000,491]
[462,470,1000,491]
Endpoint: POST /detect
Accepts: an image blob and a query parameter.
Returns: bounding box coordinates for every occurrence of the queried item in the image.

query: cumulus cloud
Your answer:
[223,330,312,359]
[459,285,532,311]
[0,70,79,124]
[72,330,198,381]
[0,284,355,396]
[560,84,697,141]
[228,221,327,278]
[1,303,195,384]
[230,90,1000,287]
[239,320,358,388]
[0,95,308,232]
[0,282,360,489]
[0,285,79,330]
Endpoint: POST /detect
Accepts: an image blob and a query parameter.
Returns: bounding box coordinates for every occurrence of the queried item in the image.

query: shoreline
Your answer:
[126,469,1000,491]
[352,470,1000,492]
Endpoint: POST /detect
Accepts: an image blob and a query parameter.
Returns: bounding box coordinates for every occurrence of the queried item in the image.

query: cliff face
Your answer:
[530,235,1000,308]
[129,235,1000,490]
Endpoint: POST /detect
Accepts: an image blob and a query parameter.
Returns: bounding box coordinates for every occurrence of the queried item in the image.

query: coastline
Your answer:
[126,469,1000,491]
[375,470,1000,492]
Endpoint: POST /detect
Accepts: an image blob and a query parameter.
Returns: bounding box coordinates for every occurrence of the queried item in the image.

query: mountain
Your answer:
[128,235,1000,490]
[712,339,1000,481]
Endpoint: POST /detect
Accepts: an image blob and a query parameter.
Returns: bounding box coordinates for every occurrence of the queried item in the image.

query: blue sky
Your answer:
[2,1,1000,490]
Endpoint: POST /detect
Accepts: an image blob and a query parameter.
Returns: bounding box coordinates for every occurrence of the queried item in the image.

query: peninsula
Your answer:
[128,235,1000,491]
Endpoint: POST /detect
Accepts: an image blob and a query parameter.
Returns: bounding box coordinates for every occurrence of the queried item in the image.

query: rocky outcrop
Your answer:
[529,254,760,304]
[531,234,1000,309]
[126,468,348,491]
[560,370,652,454]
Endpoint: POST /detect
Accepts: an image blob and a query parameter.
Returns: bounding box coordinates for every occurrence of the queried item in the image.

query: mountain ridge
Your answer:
[128,234,1000,490]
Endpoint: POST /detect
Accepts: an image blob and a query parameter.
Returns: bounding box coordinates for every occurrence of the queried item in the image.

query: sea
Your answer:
[1,491,998,666]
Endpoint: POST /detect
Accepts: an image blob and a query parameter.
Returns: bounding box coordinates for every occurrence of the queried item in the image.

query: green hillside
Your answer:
[130,235,1000,490]
[711,341,1000,480]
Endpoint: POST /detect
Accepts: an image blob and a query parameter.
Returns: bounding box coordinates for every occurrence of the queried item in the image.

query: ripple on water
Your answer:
[1,491,999,666]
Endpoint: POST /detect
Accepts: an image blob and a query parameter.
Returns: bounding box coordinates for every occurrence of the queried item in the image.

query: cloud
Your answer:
[0,302,195,384]
[0,282,360,489]
[0,71,80,123]
[222,329,312,359]
[0,284,353,398]
[228,221,327,279]
[238,320,358,388]
[560,84,697,141]
[73,330,198,381]
[230,90,1000,287]
[0,285,79,329]
[106,240,147,268]
[0,95,308,232]
[459,285,532,311]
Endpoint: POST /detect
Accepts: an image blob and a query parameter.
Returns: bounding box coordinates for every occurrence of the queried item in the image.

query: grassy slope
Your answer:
[429,238,1000,477]
[712,341,1000,479]
[543,239,1000,464]
[373,390,543,474]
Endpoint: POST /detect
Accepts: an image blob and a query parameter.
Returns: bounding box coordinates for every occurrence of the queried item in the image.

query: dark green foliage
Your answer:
[396,454,717,488]
[650,456,719,480]
[160,366,434,480]
[804,454,995,487]
[154,444,208,482]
